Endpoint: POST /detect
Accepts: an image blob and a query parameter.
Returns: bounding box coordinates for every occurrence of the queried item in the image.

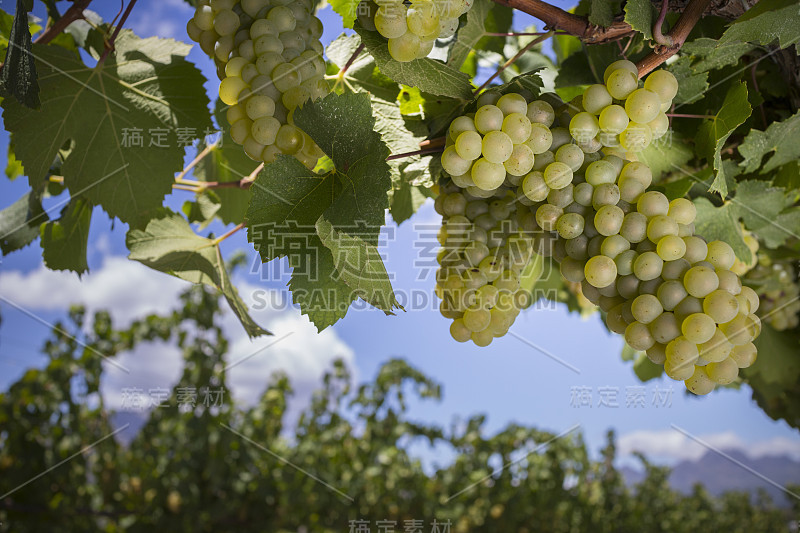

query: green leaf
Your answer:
[182,191,221,230]
[448,0,492,70]
[732,180,800,249]
[316,217,401,313]
[474,1,513,57]
[6,141,23,180]
[747,324,800,385]
[657,177,694,201]
[666,56,709,105]
[624,0,654,40]
[127,210,269,338]
[635,132,694,182]
[693,198,751,263]
[355,25,474,100]
[0,0,39,109]
[0,190,47,254]
[695,81,751,198]
[681,38,755,72]
[589,0,614,27]
[40,197,91,274]
[633,352,664,381]
[738,110,800,174]
[2,31,212,224]
[329,0,360,28]
[719,0,800,52]
[293,91,392,244]
[389,178,428,225]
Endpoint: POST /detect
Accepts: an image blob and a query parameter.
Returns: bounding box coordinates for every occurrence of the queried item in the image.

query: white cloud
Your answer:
[0,256,356,417]
[129,0,193,42]
[618,429,800,463]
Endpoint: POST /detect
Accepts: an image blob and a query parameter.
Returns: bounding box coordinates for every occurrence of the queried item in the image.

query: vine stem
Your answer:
[485,31,568,36]
[97,0,138,66]
[175,140,220,185]
[34,0,93,45]
[667,113,714,118]
[212,222,245,246]
[474,31,554,95]
[652,0,672,46]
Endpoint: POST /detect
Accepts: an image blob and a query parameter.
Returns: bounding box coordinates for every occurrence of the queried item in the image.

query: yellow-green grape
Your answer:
[455,131,482,160]
[527,100,555,127]
[698,328,732,363]
[242,136,266,160]
[684,265,719,298]
[646,215,679,242]
[625,321,655,351]
[594,205,624,236]
[569,112,600,143]
[703,289,740,324]
[720,313,755,345]
[584,160,616,186]
[582,84,613,114]
[650,312,681,344]
[535,204,562,232]
[593,183,620,209]
[668,198,696,225]
[648,112,669,138]
[598,104,629,135]
[194,5,215,31]
[636,191,669,217]
[705,240,736,270]
[226,103,246,125]
[740,285,759,312]
[230,118,252,145]
[543,161,573,189]
[449,115,477,140]
[706,357,739,385]
[416,38,435,59]
[643,69,679,103]
[502,113,532,144]
[633,251,663,281]
[225,56,249,78]
[619,212,646,244]
[657,280,687,311]
[685,366,716,395]
[620,161,653,187]
[374,5,407,38]
[271,63,300,92]
[463,306,491,332]
[646,343,668,364]
[585,255,617,288]
[525,123,554,154]
[504,144,534,176]
[441,145,472,176]
[275,124,304,154]
[478,255,503,282]
[554,143,584,172]
[615,250,637,276]
[406,1,439,37]
[681,312,716,344]
[603,59,638,83]
[730,342,757,368]
[666,336,699,365]
[625,88,661,124]
[557,213,585,240]
[219,76,248,105]
[573,182,593,206]
[632,294,663,324]
[496,93,528,116]
[475,105,504,134]
[665,359,695,381]
[388,32,422,62]
[482,131,514,163]
[471,158,506,190]
[683,236,708,264]
[606,304,628,334]
[600,234,629,258]
[251,116,280,145]
[521,171,548,202]
[619,122,652,152]
[450,318,472,342]
[606,68,638,99]
[656,235,686,261]
[549,127,572,151]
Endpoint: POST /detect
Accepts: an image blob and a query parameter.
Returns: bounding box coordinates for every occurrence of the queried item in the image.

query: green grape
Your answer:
[706,357,739,385]
[646,215,679,242]
[230,118,252,145]
[388,32,422,62]
[583,160,614,186]
[242,135,266,160]
[618,178,646,204]
[717,268,742,295]
[624,88,661,124]
[569,112,600,143]
[703,289,739,324]
[416,38,435,59]
[730,342,757,368]
[406,1,439,37]
[636,191,668,217]
[543,162,573,189]
[697,328,731,364]
[268,5,297,32]
[475,105,504,134]
[450,318,472,342]
[478,255,503,282]
[632,294,663,324]
[476,284,499,307]
[557,213,585,239]
[549,127,572,152]
[219,76,248,105]
[633,251,663,281]
[471,328,494,346]
[455,131,482,161]
[275,124,304,154]
[603,59,638,83]
[559,256,584,283]
[521,171,549,202]
[615,249,637,276]
[674,295,702,323]
[656,235,686,261]
[194,5,215,31]
[619,122,652,152]
[449,116,477,140]
[666,336,699,365]
[582,84,613,114]
[438,16,459,38]
[648,112,669,139]
[502,113,532,144]
[573,182,594,207]
[594,205,624,236]
[740,285,759,312]
[254,34,283,56]
[482,131,514,163]
[494,270,520,293]
[441,145,472,176]
[496,93,528,116]
[451,172,474,188]
[271,63,300,92]
[606,304,628,334]
[643,69,679,103]
[282,85,311,110]
[471,158,506,190]
[667,198,696,225]
[249,18,276,40]
[525,123,553,154]
[657,280,687,311]
[535,204,563,232]
[625,321,655,351]
[565,234,589,260]
[681,312,716,344]
[280,32,305,53]
[463,306,491,332]
[705,240,736,270]
[650,312,680,344]
[555,144,584,172]
[720,313,755,345]
[665,359,695,381]
[685,366,716,395]
[598,104,629,135]
[547,183,573,208]
[504,144,534,176]
[592,183,620,209]
[600,234,630,259]
[584,255,617,288]
[682,236,708,264]
[619,212,647,243]
[527,100,555,126]
[476,90,501,108]
[617,273,640,299]
[606,68,638,100]
[250,116,281,145]
[226,103,246,125]
[442,193,467,216]
[620,161,653,187]
[374,5,408,38]
[646,342,668,364]
[683,266,719,298]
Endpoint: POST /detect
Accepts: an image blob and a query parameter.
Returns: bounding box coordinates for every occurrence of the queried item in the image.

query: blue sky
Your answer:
[1,0,799,475]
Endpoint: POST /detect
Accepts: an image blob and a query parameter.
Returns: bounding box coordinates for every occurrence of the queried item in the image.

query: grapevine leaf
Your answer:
[182,191,221,230]
[448,0,492,70]
[589,0,614,27]
[681,38,755,72]
[474,1,513,57]
[0,190,47,254]
[389,178,429,225]
[2,31,213,224]
[695,82,751,198]
[355,25,474,100]
[293,92,392,244]
[329,0,360,28]
[657,177,694,201]
[316,217,401,314]
[127,210,269,338]
[747,324,800,385]
[6,141,23,180]
[633,352,664,381]
[666,56,709,105]
[738,110,800,174]
[693,198,751,263]
[40,197,91,274]
[635,133,694,181]
[623,0,654,40]
[0,0,39,109]
[732,180,800,249]
[719,0,800,52]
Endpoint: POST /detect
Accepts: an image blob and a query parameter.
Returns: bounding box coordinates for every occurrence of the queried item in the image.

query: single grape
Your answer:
[525,123,553,154]
[648,112,669,139]
[717,269,743,295]
[730,342,757,368]
[619,212,647,243]
[598,104,630,135]
[471,158,506,190]
[650,312,681,344]
[501,113,532,144]
[625,321,655,351]
[634,251,663,281]
[703,289,739,324]
[705,357,739,385]
[684,266,719,298]
[449,116,477,140]
[547,183,574,208]
[698,328,732,363]
[606,69,638,99]
[740,285,759,313]
[406,1,439,37]
[557,213,585,240]
[441,145,472,176]
[482,131,514,163]
[600,234,630,259]
[585,255,617,288]
[632,294,663,324]
[219,76,248,105]
[582,84,613,114]
[594,205,624,236]
[656,235,686,262]
[527,100,555,126]
[569,112,600,143]
[705,240,736,270]
[388,32,422,62]
[646,343,668,364]
[615,249,637,276]
[643,69,679,103]
[665,359,695,381]
[549,127,572,152]
[666,336,699,365]
[543,162,573,190]
[682,312,716,344]
[555,144,585,172]
[625,88,661,124]
[454,130,483,161]
[463,306,491,332]
[475,105,504,134]
[619,122,652,152]
[450,318,472,342]
[504,144,535,176]
[720,313,755,345]
[535,204,563,232]
[496,93,528,116]
[471,329,494,346]
[646,215,679,242]
[603,59,638,84]
[682,236,708,264]
[521,171,549,202]
[592,183,620,209]
[685,366,716,395]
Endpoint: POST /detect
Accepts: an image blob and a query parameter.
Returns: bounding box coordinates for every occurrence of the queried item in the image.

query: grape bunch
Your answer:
[186,0,328,168]
[358,0,474,62]
[746,257,800,331]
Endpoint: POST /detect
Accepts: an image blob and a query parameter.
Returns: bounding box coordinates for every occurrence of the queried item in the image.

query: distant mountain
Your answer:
[621,449,800,507]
